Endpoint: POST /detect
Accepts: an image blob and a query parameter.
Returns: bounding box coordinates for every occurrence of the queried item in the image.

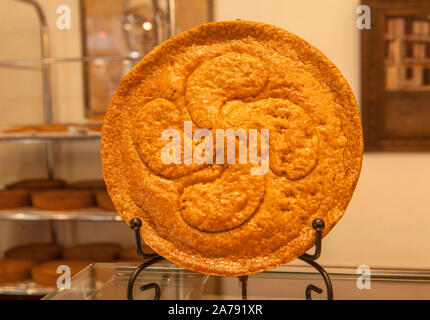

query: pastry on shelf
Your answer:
[31,190,95,211]
[71,123,103,134]
[2,125,35,133]
[6,178,66,190]
[31,260,90,287]
[95,190,115,212]
[86,114,105,121]
[5,243,62,263]
[67,179,106,190]
[0,259,37,284]
[84,123,103,132]
[0,189,31,209]
[118,245,155,262]
[63,243,122,262]
[2,124,69,133]
[33,124,70,132]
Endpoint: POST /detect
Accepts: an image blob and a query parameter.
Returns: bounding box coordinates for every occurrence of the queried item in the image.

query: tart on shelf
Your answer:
[6,178,66,190]
[31,190,95,211]
[0,190,31,209]
[5,243,62,263]
[118,245,155,262]
[67,180,106,190]
[95,190,115,212]
[85,123,103,132]
[63,243,122,262]
[31,260,90,287]
[2,124,69,133]
[0,259,37,284]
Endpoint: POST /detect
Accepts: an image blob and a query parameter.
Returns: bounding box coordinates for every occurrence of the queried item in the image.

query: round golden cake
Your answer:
[101,20,363,276]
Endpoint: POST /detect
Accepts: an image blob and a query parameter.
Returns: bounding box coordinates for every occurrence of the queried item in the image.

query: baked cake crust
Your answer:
[101,20,363,276]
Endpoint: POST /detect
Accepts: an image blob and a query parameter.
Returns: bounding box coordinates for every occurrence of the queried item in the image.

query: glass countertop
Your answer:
[42,260,430,300]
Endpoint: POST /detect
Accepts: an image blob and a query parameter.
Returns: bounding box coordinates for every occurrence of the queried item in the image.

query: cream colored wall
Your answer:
[0,0,429,271]
[215,0,430,270]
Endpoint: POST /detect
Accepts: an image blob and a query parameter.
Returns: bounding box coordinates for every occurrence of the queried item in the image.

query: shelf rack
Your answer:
[0,0,178,297]
[0,280,51,297]
[0,208,120,222]
[0,55,143,68]
[38,232,430,300]
[0,0,176,177]
[5,261,430,299]
[0,131,101,144]
[126,218,334,300]
[0,0,176,225]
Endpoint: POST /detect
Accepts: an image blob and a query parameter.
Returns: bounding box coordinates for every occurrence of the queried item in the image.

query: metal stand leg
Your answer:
[238,276,248,300]
[298,218,334,300]
[127,218,164,300]
[129,218,159,259]
[127,256,164,300]
[126,217,334,300]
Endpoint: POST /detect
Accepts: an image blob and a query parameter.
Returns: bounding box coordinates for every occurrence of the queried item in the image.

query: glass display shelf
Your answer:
[0,207,121,222]
[43,261,430,300]
[0,55,143,67]
[0,280,51,296]
[0,130,101,144]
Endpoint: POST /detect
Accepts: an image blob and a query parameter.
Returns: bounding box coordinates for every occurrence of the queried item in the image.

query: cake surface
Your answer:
[101,20,363,276]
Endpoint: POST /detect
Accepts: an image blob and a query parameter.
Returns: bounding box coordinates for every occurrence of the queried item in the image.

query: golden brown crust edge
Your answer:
[101,20,363,276]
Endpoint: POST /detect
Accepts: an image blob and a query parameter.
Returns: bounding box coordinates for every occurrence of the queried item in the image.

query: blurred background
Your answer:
[0,0,429,299]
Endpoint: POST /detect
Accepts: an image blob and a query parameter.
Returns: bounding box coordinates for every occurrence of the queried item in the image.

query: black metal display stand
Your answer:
[126,217,333,300]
